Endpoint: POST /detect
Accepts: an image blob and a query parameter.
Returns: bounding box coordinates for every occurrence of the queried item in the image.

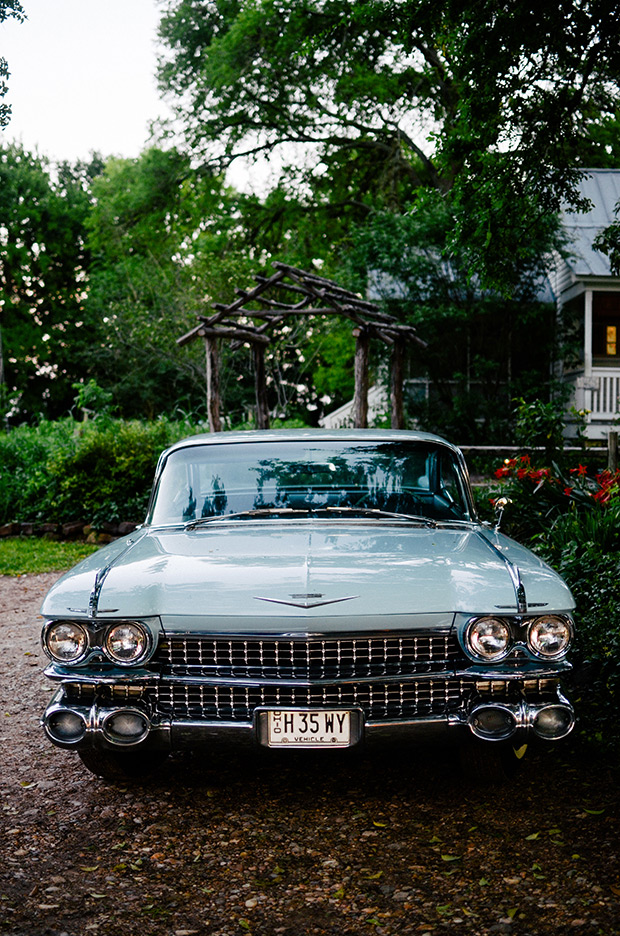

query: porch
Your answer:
[564,366,620,440]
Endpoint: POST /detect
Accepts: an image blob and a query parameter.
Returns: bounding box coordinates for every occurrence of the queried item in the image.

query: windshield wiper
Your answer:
[323,506,437,527]
[184,505,439,530]
[184,507,311,529]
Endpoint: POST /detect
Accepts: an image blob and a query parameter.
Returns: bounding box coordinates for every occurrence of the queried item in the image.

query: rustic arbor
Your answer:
[177,262,425,431]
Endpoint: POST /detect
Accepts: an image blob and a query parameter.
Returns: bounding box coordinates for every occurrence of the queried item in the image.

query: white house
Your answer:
[552,169,620,439]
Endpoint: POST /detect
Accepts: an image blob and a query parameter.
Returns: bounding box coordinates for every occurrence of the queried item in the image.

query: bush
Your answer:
[0,419,75,524]
[490,453,620,754]
[0,416,205,528]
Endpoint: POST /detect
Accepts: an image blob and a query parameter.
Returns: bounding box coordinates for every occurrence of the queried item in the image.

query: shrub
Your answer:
[0,416,205,527]
[490,452,620,754]
[0,419,75,524]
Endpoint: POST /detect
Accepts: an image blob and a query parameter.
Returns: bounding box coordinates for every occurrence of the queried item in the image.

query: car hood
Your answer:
[41,521,574,632]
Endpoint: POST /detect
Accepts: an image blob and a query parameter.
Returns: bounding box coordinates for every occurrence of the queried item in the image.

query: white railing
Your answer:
[590,368,620,418]
[563,367,620,438]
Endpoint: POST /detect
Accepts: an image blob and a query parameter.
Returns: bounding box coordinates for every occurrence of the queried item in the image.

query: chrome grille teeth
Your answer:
[157,633,459,679]
[154,680,470,721]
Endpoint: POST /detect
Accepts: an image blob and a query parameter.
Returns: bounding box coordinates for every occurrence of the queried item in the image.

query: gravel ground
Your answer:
[1,573,619,936]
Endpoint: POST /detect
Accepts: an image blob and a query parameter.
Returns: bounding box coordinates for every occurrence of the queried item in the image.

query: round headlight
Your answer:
[528,616,572,659]
[45,621,88,663]
[105,622,148,663]
[466,617,512,661]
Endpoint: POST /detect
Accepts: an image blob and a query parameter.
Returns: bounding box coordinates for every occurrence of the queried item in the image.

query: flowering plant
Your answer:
[493,454,620,508]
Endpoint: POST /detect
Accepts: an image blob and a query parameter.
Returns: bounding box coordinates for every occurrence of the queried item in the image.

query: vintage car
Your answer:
[40,429,576,781]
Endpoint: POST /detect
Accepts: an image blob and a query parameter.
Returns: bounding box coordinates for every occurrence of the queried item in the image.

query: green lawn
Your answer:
[0,537,100,575]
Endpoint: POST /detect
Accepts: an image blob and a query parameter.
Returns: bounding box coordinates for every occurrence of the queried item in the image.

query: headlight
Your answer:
[466,616,512,661]
[45,621,88,663]
[528,616,572,659]
[105,622,148,663]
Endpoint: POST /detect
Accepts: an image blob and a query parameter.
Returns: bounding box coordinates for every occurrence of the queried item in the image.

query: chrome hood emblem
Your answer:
[254,593,359,609]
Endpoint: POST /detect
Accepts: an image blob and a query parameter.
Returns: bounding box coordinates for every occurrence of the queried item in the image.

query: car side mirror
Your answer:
[494,496,512,533]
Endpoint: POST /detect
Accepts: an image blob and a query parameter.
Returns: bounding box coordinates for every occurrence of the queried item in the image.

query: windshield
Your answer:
[148,440,473,525]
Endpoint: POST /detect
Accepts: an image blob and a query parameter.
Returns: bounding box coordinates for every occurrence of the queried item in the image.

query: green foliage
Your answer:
[513,397,567,459]
[157,0,620,289]
[0,1,25,128]
[72,379,115,417]
[0,144,99,422]
[535,509,620,755]
[489,451,620,752]
[345,198,561,440]
[0,417,205,527]
[84,147,258,419]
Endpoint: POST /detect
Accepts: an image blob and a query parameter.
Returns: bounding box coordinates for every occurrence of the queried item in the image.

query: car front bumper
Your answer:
[41,678,575,752]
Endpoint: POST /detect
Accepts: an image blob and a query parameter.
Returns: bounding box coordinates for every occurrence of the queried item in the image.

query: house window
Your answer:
[593,293,620,361]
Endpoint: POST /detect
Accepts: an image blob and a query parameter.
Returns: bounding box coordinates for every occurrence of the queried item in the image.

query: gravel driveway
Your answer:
[1,573,619,936]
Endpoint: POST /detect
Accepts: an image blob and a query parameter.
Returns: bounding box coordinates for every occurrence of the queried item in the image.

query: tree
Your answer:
[0,0,25,128]
[346,192,562,440]
[156,0,620,289]
[84,147,261,418]
[0,144,97,422]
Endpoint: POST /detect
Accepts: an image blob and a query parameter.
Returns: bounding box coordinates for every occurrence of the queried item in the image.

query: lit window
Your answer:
[607,325,617,356]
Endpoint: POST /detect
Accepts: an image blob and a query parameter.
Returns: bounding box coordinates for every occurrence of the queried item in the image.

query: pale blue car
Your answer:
[40,430,575,780]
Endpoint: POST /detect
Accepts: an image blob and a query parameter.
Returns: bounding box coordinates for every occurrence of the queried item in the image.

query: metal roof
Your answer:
[562,169,620,277]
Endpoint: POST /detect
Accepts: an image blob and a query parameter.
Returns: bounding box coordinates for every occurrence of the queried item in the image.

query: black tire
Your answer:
[77,748,169,782]
[458,738,528,783]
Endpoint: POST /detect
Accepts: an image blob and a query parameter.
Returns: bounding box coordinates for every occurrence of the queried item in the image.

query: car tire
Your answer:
[458,738,528,783]
[77,748,169,781]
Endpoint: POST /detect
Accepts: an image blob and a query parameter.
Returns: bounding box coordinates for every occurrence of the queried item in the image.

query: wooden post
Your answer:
[205,337,222,433]
[390,338,405,429]
[253,342,270,429]
[353,328,370,428]
[608,431,618,472]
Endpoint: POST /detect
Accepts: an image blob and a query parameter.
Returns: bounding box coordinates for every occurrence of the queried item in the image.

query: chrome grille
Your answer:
[65,676,561,724]
[155,679,474,722]
[156,632,461,679]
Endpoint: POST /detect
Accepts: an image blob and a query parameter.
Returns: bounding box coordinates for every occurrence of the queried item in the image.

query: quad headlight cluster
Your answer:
[43,620,151,666]
[464,614,573,662]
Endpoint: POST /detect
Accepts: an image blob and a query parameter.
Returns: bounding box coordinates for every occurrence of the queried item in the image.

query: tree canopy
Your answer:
[0,0,25,128]
[0,145,98,421]
[156,0,620,287]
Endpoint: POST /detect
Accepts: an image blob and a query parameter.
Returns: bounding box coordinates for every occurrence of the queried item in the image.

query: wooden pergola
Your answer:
[177,262,426,431]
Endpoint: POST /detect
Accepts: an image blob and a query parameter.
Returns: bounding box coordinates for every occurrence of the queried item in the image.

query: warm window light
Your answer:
[607,325,617,356]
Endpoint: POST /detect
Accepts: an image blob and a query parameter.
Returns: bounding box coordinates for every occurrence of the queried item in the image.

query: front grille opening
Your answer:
[156,632,461,680]
[154,679,473,722]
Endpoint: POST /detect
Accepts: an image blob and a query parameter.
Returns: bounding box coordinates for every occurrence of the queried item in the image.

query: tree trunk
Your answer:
[253,343,270,429]
[205,337,222,433]
[353,328,370,428]
[390,338,405,429]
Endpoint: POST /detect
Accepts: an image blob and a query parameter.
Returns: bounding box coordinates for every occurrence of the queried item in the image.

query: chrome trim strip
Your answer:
[254,595,359,609]
[476,532,528,613]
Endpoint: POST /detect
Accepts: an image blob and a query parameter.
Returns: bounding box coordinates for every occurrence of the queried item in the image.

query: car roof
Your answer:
[163,428,461,455]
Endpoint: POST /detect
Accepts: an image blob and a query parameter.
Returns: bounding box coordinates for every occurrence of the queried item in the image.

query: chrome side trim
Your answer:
[476,532,528,613]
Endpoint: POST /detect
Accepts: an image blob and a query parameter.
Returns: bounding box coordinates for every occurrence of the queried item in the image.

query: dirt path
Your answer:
[1,574,619,936]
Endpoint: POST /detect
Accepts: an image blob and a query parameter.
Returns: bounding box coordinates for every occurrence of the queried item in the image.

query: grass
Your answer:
[0,537,100,576]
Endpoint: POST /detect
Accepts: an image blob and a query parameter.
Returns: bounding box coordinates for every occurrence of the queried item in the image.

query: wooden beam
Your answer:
[205,337,222,433]
[198,326,271,345]
[216,269,287,316]
[390,338,405,429]
[253,343,270,429]
[353,328,370,429]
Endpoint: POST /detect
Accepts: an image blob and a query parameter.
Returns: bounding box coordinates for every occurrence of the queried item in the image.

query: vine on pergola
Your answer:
[177,262,426,431]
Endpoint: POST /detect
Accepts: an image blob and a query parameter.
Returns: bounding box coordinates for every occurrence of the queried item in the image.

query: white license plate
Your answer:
[267,709,351,748]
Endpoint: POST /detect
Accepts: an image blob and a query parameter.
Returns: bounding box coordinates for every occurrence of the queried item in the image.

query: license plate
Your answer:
[266,709,352,748]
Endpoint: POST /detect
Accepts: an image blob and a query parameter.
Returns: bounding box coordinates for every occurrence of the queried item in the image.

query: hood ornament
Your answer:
[254,593,359,609]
